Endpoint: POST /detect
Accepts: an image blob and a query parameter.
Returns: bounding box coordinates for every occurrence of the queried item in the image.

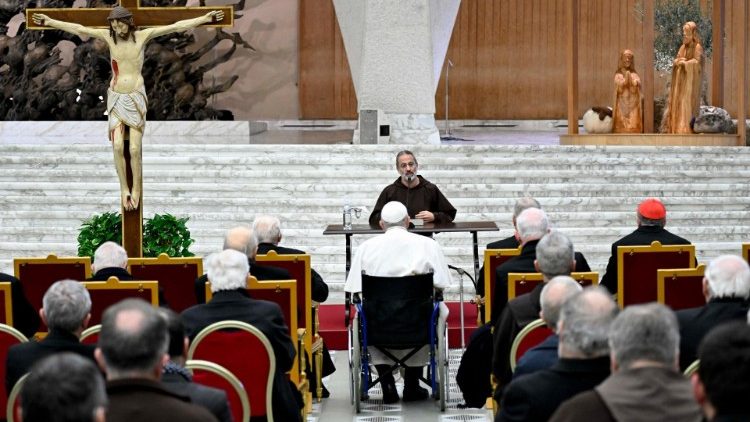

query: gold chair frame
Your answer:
[509,318,548,372]
[188,320,276,422]
[657,264,706,306]
[6,373,28,422]
[80,324,102,344]
[482,247,522,324]
[507,271,599,300]
[683,359,700,377]
[81,277,160,307]
[185,359,251,422]
[0,282,13,326]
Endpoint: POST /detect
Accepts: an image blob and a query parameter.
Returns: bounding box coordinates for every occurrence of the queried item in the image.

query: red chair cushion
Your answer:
[514,325,553,363]
[0,331,25,414]
[129,264,199,312]
[17,263,88,331]
[87,290,155,325]
[622,251,693,306]
[663,275,705,310]
[192,368,244,422]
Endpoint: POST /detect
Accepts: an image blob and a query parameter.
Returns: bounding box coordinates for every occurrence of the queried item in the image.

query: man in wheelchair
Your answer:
[345,201,452,405]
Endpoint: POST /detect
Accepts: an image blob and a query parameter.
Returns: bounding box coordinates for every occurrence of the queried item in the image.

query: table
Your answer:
[323,221,499,282]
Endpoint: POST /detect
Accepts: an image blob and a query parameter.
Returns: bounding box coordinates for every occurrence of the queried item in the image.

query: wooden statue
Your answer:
[613,49,643,133]
[31,6,224,211]
[661,21,703,134]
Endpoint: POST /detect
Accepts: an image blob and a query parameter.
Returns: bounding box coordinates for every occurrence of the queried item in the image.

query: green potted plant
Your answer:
[77,211,122,257]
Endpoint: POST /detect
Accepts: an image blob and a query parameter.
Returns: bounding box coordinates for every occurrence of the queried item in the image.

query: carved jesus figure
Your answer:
[661,21,703,134]
[613,49,642,133]
[32,7,224,210]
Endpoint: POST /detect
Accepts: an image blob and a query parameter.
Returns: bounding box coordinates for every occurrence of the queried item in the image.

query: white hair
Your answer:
[252,215,282,244]
[93,241,127,272]
[206,249,249,293]
[515,207,549,243]
[705,255,750,300]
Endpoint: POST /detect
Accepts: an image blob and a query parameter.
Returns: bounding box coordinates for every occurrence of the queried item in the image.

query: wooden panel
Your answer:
[300,0,749,120]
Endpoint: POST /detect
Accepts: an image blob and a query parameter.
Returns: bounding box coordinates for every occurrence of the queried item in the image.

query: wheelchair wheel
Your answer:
[437,317,449,411]
[351,315,362,413]
[348,320,355,406]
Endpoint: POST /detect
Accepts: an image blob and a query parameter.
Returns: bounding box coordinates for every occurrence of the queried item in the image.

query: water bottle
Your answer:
[343,204,352,230]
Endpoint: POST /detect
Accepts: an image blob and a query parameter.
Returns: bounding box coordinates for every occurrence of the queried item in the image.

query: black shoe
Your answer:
[402,384,429,402]
[381,380,399,404]
[321,385,330,398]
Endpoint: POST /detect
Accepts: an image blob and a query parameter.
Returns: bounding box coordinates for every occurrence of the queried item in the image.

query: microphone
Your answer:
[448,264,469,276]
[406,174,414,182]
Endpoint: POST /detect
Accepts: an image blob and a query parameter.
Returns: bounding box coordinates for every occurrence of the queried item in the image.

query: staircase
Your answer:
[2,142,749,302]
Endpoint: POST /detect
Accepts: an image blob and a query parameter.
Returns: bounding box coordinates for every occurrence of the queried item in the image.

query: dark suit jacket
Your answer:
[257,242,329,302]
[600,225,691,293]
[676,297,749,370]
[0,272,40,338]
[513,333,559,379]
[181,290,301,422]
[162,370,231,422]
[498,357,611,422]
[193,259,292,304]
[5,329,96,392]
[106,378,218,422]
[88,267,170,307]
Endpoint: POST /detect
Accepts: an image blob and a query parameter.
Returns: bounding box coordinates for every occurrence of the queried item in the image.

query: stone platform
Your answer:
[561,133,743,146]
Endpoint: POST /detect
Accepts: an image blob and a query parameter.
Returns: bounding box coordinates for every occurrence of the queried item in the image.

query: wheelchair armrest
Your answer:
[434,288,444,302]
[344,292,351,327]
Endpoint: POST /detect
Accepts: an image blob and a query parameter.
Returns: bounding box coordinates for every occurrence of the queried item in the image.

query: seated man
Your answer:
[693,321,750,421]
[97,299,217,422]
[182,249,302,422]
[194,225,291,303]
[368,150,456,226]
[345,201,451,403]
[551,303,702,422]
[600,197,691,293]
[160,308,231,422]
[499,286,617,422]
[6,280,96,392]
[20,353,107,422]
[677,254,750,370]
[512,276,582,379]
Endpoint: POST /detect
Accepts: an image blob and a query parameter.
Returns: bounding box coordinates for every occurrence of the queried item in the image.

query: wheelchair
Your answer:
[347,273,449,412]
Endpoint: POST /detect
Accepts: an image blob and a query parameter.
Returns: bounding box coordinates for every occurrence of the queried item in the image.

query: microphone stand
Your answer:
[440,59,472,142]
[449,265,475,350]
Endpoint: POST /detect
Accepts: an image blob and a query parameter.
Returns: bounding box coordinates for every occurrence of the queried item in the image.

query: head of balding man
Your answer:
[539,275,583,331]
[557,287,619,359]
[222,225,258,260]
[515,207,549,245]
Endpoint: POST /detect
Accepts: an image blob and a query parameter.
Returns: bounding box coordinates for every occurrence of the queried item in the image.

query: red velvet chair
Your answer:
[482,247,522,323]
[80,277,159,325]
[617,241,696,307]
[0,325,27,419]
[509,318,553,372]
[187,321,277,421]
[5,372,27,422]
[127,254,203,312]
[14,255,91,333]
[80,324,101,346]
[657,264,706,311]
[507,272,599,300]
[185,359,250,422]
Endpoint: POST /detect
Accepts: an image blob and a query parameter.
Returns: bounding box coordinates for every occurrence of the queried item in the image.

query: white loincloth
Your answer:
[107,84,148,140]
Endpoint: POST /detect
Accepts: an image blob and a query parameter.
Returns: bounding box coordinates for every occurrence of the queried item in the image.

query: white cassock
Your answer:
[345,226,451,365]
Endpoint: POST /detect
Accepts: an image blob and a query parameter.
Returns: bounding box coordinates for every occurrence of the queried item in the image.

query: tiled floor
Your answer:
[310,349,492,421]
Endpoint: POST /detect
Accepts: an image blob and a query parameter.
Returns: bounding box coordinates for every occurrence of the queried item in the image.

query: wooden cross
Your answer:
[26,1,233,258]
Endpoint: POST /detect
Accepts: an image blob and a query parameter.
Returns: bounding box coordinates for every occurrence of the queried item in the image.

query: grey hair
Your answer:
[636,214,666,227]
[705,255,750,300]
[99,298,168,376]
[395,150,417,167]
[93,241,127,271]
[515,208,549,243]
[609,303,679,369]
[252,215,282,244]
[222,225,258,259]
[540,275,582,329]
[42,280,91,333]
[513,197,541,219]
[207,249,250,293]
[536,230,574,279]
[558,286,618,358]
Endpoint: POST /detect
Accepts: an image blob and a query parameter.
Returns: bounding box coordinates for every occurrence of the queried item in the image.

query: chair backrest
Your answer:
[743,244,750,266]
[187,321,275,420]
[80,277,159,325]
[80,324,101,345]
[360,273,435,348]
[617,242,696,307]
[0,325,27,418]
[657,265,706,311]
[185,359,250,422]
[509,318,553,372]
[6,372,28,422]
[683,359,700,377]
[507,272,600,300]
[255,251,313,347]
[14,255,91,332]
[206,275,301,384]
[483,247,522,323]
[127,253,203,312]
[0,282,14,326]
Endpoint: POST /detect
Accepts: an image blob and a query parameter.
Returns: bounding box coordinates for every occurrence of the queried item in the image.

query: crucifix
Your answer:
[26,0,233,258]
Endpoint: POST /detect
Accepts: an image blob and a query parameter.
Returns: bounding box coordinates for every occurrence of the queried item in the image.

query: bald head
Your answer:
[223,225,258,259]
[558,287,619,359]
[704,255,750,300]
[540,276,583,330]
[515,208,549,244]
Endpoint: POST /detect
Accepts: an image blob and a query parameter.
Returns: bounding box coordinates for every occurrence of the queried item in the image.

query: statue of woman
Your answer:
[661,21,703,134]
[613,49,643,133]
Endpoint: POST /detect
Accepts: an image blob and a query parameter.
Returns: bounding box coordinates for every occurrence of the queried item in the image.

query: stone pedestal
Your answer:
[333,0,461,144]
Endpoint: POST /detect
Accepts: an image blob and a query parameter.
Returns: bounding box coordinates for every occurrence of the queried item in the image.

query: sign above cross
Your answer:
[25,1,233,258]
[26,0,233,30]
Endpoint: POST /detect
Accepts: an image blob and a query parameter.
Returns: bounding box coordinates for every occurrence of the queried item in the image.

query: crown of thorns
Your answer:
[107,6,133,21]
